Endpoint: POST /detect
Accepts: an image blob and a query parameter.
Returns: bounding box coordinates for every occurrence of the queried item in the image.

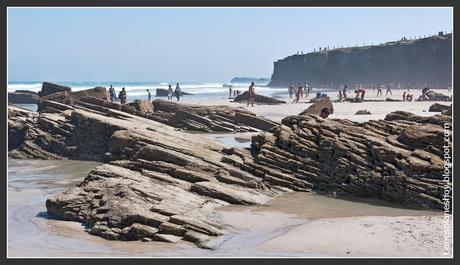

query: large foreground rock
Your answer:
[8,96,451,247]
[234,91,286,104]
[249,110,451,209]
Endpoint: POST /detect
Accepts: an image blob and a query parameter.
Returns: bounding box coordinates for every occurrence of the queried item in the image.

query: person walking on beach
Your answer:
[376,84,383,97]
[385,84,392,96]
[247,82,255,107]
[448,83,452,93]
[175,83,181,101]
[293,85,301,103]
[402,91,407,101]
[298,83,304,98]
[146,89,152,102]
[288,83,294,98]
[109,85,116,102]
[167,85,173,100]
[118,87,127,104]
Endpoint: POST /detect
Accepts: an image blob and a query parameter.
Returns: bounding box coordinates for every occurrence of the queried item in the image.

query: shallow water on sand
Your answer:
[8,159,444,257]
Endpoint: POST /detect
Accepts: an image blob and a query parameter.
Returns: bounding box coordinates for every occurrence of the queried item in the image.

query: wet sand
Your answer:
[8,154,450,257]
[216,192,449,257]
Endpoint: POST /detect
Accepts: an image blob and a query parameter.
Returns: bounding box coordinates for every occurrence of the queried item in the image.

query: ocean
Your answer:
[7,81,286,102]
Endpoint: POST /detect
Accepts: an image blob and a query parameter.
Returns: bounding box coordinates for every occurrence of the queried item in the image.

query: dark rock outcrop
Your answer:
[355,110,372,115]
[423,91,451,101]
[269,34,452,88]
[233,91,286,104]
[38,87,109,112]
[300,97,333,116]
[429,103,451,113]
[156,88,192,97]
[39,82,72,97]
[8,90,39,104]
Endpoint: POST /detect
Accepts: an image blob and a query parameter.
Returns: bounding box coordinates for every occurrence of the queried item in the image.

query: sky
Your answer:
[8,7,453,82]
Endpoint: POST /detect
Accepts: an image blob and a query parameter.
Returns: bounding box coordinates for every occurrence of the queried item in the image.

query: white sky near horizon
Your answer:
[7,7,453,82]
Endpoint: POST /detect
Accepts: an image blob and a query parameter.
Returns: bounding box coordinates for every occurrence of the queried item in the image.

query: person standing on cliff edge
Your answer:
[248,82,255,107]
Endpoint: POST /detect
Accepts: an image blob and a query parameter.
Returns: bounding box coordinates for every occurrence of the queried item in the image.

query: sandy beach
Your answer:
[181,88,452,123]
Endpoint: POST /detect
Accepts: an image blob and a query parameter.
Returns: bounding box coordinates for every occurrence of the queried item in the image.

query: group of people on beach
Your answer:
[108,85,128,104]
[107,83,183,104]
[289,83,312,103]
[228,85,242,99]
[166,83,182,101]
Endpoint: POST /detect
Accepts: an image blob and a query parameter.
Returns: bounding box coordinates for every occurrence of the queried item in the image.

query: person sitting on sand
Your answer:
[175,83,181,101]
[247,82,255,107]
[118,87,127,104]
[109,85,115,102]
[146,89,151,102]
[376,84,383,97]
[236,90,241,97]
[167,85,173,100]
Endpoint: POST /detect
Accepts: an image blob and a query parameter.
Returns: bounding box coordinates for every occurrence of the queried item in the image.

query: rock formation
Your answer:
[151,99,279,132]
[156,88,192,97]
[128,100,154,113]
[249,110,451,210]
[8,84,451,248]
[8,90,39,104]
[429,103,451,113]
[39,82,72,97]
[355,110,372,115]
[269,34,452,88]
[300,97,333,116]
[233,91,286,104]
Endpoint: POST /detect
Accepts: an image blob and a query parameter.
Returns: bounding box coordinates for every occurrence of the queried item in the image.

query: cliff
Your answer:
[269,33,452,88]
